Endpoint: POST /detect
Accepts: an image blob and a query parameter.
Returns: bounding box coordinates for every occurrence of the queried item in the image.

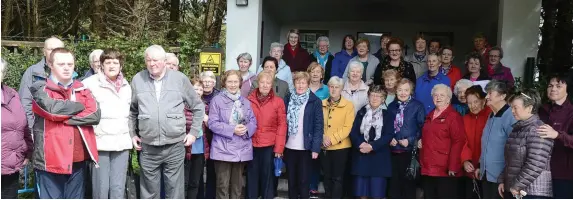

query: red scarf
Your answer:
[106,72,124,92]
[257,89,274,104]
[286,43,298,57]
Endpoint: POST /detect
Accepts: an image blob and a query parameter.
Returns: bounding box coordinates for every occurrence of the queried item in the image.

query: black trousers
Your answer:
[553,179,573,199]
[482,180,502,199]
[422,176,459,199]
[184,154,205,198]
[320,148,350,199]
[459,176,481,199]
[285,148,312,199]
[1,172,20,199]
[246,146,275,199]
[388,151,417,199]
[205,159,216,199]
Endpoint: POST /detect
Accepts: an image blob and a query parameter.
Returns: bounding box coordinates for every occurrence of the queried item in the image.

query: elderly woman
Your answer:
[538,74,573,199]
[82,49,133,199]
[284,72,323,199]
[405,33,429,78]
[487,46,515,88]
[311,36,335,84]
[254,56,290,99]
[236,53,257,97]
[332,35,358,78]
[258,42,294,90]
[199,70,220,199]
[459,85,491,198]
[373,37,416,85]
[498,89,554,199]
[246,72,287,199]
[283,29,312,72]
[319,76,355,198]
[342,38,380,85]
[382,69,401,109]
[208,70,257,199]
[420,84,466,199]
[1,59,33,199]
[415,53,451,114]
[385,78,425,199]
[308,62,330,100]
[477,80,516,199]
[82,49,103,80]
[349,85,393,198]
[166,53,180,71]
[373,34,391,61]
[343,61,370,114]
[462,52,491,82]
[453,79,474,116]
[440,46,462,89]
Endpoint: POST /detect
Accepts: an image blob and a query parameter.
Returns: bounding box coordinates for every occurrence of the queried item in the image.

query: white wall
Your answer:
[225,0,262,72]
[498,0,541,78]
[260,8,282,63]
[279,21,492,70]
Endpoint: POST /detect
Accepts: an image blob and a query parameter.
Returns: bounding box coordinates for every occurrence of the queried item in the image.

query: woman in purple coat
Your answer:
[208,70,258,199]
[1,59,33,199]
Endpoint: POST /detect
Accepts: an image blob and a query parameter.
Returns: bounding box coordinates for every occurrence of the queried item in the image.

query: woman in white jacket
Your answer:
[82,49,133,199]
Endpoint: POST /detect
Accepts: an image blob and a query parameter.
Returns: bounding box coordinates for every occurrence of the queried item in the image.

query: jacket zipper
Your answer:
[71,89,99,168]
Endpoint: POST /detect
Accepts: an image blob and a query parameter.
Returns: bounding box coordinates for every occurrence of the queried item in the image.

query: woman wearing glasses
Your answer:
[373,37,416,85]
[486,47,514,88]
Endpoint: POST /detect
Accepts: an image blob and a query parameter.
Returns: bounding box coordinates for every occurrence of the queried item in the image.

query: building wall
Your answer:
[261,9,282,61]
[225,0,262,72]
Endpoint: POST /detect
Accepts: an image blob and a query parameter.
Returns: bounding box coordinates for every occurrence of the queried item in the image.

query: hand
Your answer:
[463,161,475,173]
[448,170,456,176]
[22,158,29,166]
[360,143,373,153]
[234,124,247,136]
[359,142,368,149]
[538,124,558,139]
[203,114,209,123]
[474,168,481,180]
[275,153,283,158]
[311,152,319,159]
[323,135,332,147]
[398,139,409,147]
[498,183,505,198]
[132,136,142,151]
[418,140,422,148]
[510,188,519,197]
[390,139,398,147]
[184,134,197,147]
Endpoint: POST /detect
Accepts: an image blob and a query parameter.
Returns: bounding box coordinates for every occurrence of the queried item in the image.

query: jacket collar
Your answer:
[96,72,128,88]
[549,97,572,110]
[1,85,16,106]
[427,104,455,120]
[513,114,540,129]
[343,80,368,92]
[422,71,447,81]
[247,88,275,106]
[490,104,510,118]
[322,96,350,108]
[468,106,491,118]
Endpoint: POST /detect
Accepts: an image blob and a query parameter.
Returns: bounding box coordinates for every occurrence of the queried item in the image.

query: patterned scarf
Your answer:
[440,65,451,76]
[105,72,124,92]
[394,97,411,133]
[287,89,310,136]
[360,104,384,141]
[414,52,426,62]
[222,89,244,125]
[314,50,331,67]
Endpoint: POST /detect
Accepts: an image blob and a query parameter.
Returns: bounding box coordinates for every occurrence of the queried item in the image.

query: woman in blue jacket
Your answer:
[349,84,393,199]
[385,78,426,198]
[331,35,358,78]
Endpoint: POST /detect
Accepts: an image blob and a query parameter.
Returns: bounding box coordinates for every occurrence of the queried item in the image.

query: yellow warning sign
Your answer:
[200,52,222,75]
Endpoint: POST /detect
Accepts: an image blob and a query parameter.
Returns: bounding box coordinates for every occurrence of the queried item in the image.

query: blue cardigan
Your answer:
[479,104,516,183]
[385,98,426,152]
[331,49,358,78]
[414,72,451,115]
[284,92,324,153]
[349,106,393,178]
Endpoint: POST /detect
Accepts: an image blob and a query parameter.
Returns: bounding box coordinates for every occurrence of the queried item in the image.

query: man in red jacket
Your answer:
[30,48,100,199]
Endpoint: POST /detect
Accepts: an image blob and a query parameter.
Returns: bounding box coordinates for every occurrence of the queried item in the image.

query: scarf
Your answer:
[287,89,310,136]
[222,89,244,125]
[394,97,411,133]
[440,65,451,76]
[105,72,124,92]
[257,89,273,104]
[360,104,384,142]
[314,50,331,67]
[286,43,298,57]
[414,52,426,62]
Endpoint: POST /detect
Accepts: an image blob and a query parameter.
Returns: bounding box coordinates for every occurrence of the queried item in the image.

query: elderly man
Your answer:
[166,53,180,71]
[81,49,103,80]
[310,36,335,84]
[129,45,205,198]
[30,48,101,199]
[18,37,65,129]
[257,42,294,90]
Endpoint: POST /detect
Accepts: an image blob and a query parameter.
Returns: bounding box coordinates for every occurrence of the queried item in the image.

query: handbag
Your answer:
[405,146,420,180]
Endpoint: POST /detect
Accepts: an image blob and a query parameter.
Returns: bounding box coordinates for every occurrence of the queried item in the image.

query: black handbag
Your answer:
[405,146,420,180]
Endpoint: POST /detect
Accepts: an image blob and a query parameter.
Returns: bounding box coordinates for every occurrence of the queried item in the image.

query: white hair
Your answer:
[166,53,179,64]
[89,49,104,64]
[317,36,330,46]
[144,45,166,60]
[200,71,216,81]
[327,76,344,87]
[270,42,283,51]
[44,37,64,48]
[347,60,364,75]
[0,58,7,82]
[431,84,453,99]
[454,79,473,96]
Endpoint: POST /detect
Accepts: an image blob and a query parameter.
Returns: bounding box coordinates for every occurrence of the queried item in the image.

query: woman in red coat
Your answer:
[420,83,466,199]
[460,85,491,198]
[246,71,287,198]
[282,29,312,72]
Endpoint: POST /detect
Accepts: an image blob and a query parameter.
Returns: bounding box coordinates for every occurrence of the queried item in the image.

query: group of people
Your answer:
[0,29,571,200]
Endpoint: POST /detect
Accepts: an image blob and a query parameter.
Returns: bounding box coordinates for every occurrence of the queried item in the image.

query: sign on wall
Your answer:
[200,52,222,75]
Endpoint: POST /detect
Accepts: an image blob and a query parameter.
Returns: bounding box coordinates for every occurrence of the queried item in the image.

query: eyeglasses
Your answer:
[489,55,500,58]
[389,49,401,53]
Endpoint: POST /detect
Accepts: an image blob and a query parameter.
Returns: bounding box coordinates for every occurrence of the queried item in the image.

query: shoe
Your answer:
[309,190,319,199]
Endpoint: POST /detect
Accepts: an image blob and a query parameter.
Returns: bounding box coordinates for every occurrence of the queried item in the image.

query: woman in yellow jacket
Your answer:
[321,76,356,199]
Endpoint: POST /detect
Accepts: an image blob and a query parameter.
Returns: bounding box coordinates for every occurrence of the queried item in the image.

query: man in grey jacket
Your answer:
[18,37,65,129]
[129,45,205,198]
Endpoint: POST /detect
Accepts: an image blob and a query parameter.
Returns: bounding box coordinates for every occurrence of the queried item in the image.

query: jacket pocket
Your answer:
[165,113,186,136]
[137,114,152,133]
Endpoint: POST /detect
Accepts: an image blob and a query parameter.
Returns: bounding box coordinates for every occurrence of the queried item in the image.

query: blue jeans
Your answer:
[36,162,87,199]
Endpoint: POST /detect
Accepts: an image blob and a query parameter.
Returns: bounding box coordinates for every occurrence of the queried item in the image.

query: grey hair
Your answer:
[508,88,542,114]
[485,79,509,95]
[317,36,330,46]
[200,71,216,81]
[236,52,252,64]
[89,49,104,64]
[431,84,453,99]
[0,58,7,82]
[347,60,364,75]
[144,45,166,60]
[44,37,64,48]
[454,79,473,96]
[166,53,179,63]
[270,42,283,51]
[327,76,344,87]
